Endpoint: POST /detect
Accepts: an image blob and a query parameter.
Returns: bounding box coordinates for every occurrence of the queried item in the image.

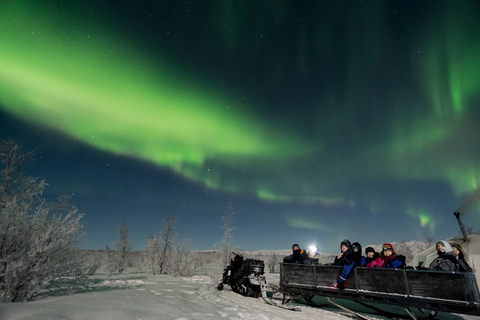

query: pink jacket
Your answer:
[365,257,383,268]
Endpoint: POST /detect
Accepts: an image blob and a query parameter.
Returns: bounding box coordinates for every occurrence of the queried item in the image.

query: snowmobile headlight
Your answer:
[309,245,319,254]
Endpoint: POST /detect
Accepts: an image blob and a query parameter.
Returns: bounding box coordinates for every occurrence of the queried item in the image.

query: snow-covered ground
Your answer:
[1,265,479,320]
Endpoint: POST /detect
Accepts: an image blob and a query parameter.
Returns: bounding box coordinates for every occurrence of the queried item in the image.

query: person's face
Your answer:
[367,252,374,258]
[341,245,348,253]
[436,243,446,253]
[383,248,392,256]
[293,246,300,252]
[452,247,460,257]
[353,247,358,252]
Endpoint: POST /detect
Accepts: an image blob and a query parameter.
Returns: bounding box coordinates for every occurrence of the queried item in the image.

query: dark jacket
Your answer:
[283,248,311,265]
[352,242,363,265]
[457,258,473,272]
[334,240,358,285]
[429,241,459,271]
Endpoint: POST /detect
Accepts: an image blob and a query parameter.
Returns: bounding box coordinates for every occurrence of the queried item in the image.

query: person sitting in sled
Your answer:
[283,244,311,264]
[333,240,358,289]
[380,243,406,268]
[352,242,364,266]
[217,251,245,290]
[429,240,459,271]
[451,242,473,272]
[360,246,383,268]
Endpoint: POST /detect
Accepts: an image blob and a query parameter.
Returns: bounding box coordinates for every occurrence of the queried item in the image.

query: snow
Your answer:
[0,270,352,320]
[1,266,480,320]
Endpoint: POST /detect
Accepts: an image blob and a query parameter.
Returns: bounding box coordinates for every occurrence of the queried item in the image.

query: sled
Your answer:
[279,263,480,319]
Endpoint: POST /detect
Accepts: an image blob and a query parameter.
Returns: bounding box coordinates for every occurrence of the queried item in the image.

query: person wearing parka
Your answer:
[361,247,383,268]
[283,244,311,265]
[429,240,459,271]
[352,242,364,266]
[380,243,406,268]
[333,240,358,289]
[451,242,473,272]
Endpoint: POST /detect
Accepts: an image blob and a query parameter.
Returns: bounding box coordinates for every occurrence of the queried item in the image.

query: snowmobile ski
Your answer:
[260,279,300,311]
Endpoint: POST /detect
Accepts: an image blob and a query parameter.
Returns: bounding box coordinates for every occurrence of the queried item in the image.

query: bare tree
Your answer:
[158,214,176,274]
[462,224,480,236]
[421,231,436,247]
[397,238,407,254]
[0,140,87,301]
[0,140,34,208]
[171,238,193,277]
[144,234,160,275]
[218,201,236,268]
[115,220,132,273]
[266,252,279,273]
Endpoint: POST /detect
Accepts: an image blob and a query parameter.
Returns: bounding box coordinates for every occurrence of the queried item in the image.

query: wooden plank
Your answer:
[405,271,468,301]
[282,264,316,286]
[356,268,407,294]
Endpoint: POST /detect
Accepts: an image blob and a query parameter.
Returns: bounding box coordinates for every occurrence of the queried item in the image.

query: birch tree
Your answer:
[115,220,132,273]
[144,234,159,275]
[219,201,236,268]
[158,214,176,274]
[0,140,87,302]
[266,252,279,273]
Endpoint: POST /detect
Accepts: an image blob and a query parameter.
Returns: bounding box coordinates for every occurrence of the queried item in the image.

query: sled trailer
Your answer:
[279,263,480,316]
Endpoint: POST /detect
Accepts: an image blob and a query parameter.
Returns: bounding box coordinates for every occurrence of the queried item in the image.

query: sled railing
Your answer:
[279,263,480,316]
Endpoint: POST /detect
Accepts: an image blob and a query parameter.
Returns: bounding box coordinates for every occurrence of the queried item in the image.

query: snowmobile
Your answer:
[217,255,266,298]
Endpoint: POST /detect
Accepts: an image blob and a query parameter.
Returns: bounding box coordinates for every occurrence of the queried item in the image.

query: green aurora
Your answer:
[1,1,479,244]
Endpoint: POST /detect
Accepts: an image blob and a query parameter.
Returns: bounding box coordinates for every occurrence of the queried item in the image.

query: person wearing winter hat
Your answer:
[380,243,406,268]
[429,240,459,271]
[360,247,383,268]
[283,244,311,264]
[451,242,473,272]
[352,242,363,265]
[333,240,358,289]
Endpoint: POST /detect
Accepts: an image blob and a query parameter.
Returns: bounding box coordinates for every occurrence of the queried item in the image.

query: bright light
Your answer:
[309,245,319,254]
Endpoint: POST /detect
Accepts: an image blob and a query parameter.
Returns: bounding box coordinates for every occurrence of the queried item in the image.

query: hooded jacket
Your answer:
[428,240,459,271]
[334,240,358,285]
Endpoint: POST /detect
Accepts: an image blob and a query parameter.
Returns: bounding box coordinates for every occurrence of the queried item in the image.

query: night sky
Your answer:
[1,1,479,254]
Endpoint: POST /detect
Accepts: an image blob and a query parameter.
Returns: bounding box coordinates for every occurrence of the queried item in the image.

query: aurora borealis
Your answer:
[1,1,479,253]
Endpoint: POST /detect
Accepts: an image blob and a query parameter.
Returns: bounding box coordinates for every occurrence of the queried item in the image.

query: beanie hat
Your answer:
[292,244,300,250]
[382,243,395,253]
[365,247,375,254]
[340,240,351,249]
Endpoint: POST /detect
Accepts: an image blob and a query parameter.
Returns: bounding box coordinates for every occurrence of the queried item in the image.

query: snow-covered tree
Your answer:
[266,252,279,273]
[158,214,176,274]
[170,238,193,277]
[218,201,236,268]
[0,140,87,302]
[144,234,160,275]
[115,220,132,273]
